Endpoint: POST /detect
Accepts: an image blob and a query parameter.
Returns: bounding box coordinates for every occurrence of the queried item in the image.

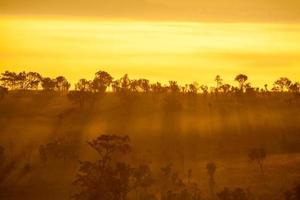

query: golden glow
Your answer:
[1,16,300,86]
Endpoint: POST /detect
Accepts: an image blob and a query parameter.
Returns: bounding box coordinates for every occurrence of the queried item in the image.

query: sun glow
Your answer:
[1,16,300,86]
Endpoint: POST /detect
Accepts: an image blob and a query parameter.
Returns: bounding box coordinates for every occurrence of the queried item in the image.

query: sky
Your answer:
[0,0,300,87]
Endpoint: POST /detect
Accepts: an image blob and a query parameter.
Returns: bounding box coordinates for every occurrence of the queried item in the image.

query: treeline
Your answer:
[1,70,300,95]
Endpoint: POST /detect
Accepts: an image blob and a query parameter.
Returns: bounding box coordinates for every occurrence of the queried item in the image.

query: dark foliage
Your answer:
[284,183,300,200]
[72,135,133,200]
[217,187,253,200]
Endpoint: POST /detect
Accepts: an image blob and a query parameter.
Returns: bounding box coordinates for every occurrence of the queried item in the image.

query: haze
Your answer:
[1,0,300,85]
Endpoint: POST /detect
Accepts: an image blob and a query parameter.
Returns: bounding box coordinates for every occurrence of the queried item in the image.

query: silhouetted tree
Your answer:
[120,74,131,92]
[39,139,77,162]
[71,79,96,106]
[200,85,209,95]
[92,70,113,93]
[133,164,154,189]
[0,71,18,89]
[15,71,27,89]
[289,82,300,93]
[112,74,132,93]
[24,72,42,90]
[41,77,56,91]
[187,82,199,94]
[207,162,217,196]
[150,82,166,93]
[73,134,132,200]
[215,75,223,92]
[55,76,71,91]
[248,148,266,175]
[112,79,121,93]
[129,79,140,92]
[132,164,155,200]
[160,164,183,198]
[234,74,248,92]
[68,91,94,107]
[160,164,201,200]
[244,83,257,94]
[168,81,180,93]
[273,77,292,92]
[0,71,42,90]
[75,79,93,92]
[219,84,231,94]
[138,79,150,93]
[128,79,150,93]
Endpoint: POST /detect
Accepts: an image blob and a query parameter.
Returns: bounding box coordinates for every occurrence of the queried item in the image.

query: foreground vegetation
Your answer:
[0,70,299,200]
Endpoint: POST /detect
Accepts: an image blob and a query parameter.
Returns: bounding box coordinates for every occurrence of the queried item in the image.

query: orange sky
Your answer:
[1,0,300,22]
[0,0,300,87]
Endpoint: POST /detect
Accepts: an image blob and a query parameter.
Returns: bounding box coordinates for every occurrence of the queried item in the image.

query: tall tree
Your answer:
[25,72,42,90]
[73,134,132,200]
[92,70,113,93]
[41,77,56,91]
[15,71,27,89]
[55,76,71,91]
[150,82,166,93]
[200,85,208,95]
[0,71,42,90]
[168,81,180,93]
[0,71,18,89]
[273,77,292,92]
[75,79,93,92]
[234,74,248,92]
[215,75,223,92]
[138,79,150,93]
[187,82,199,94]
[289,82,300,93]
